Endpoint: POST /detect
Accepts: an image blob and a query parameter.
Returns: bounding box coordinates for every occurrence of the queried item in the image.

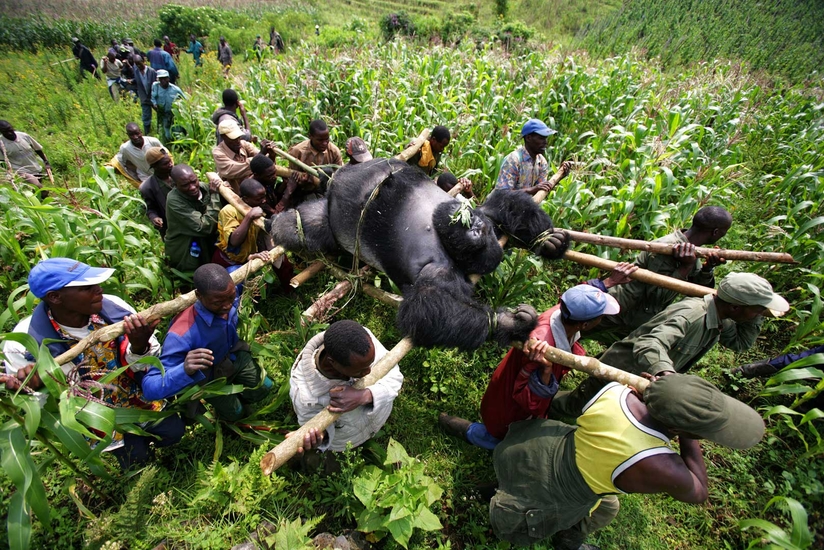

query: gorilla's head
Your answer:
[433,200,503,276]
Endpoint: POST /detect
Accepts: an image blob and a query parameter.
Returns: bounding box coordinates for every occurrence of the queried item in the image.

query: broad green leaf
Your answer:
[385,437,412,466]
[765,497,812,548]
[357,508,385,534]
[0,425,50,532]
[799,408,824,426]
[58,393,98,440]
[11,395,41,439]
[0,332,39,365]
[763,405,802,418]
[353,465,381,507]
[7,491,31,550]
[75,400,116,436]
[413,504,443,531]
[386,516,414,549]
[35,343,67,396]
[765,367,824,386]
[389,503,412,522]
[738,519,796,548]
[39,410,109,477]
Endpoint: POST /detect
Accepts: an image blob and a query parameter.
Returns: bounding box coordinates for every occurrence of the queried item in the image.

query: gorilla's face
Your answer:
[464,210,494,250]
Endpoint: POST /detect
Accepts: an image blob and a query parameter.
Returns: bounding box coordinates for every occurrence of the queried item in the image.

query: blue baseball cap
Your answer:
[521,118,556,137]
[560,284,620,322]
[28,258,115,298]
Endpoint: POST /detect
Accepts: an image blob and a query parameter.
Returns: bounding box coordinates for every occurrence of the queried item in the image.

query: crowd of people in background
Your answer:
[0,31,814,549]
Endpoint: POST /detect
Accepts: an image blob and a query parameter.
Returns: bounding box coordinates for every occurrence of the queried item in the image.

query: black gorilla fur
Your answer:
[270,158,567,350]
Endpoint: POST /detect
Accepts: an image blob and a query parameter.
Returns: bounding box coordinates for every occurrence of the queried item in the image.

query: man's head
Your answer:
[220,36,226,44]
[71,37,80,45]
[345,137,372,164]
[689,206,733,245]
[190,34,196,41]
[163,35,171,43]
[171,164,200,198]
[239,178,266,208]
[156,69,170,87]
[145,146,172,177]
[559,284,620,331]
[154,39,163,48]
[0,120,16,141]
[715,272,789,322]
[222,88,240,109]
[645,373,765,449]
[218,119,245,153]
[308,119,330,152]
[322,320,375,379]
[133,54,145,70]
[249,154,277,185]
[193,264,236,317]
[111,39,119,47]
[521,118,556,158]
[429,125,451,155]
[125,123,143,147]
[28,257,115,317]
[107,50,117,62]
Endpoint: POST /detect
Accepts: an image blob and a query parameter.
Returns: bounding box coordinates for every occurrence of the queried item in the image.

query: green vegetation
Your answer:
[577,0,824,83]
[0,1,822,549]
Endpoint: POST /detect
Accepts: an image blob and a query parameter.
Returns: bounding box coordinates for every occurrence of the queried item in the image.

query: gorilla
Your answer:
[270,158,568,350]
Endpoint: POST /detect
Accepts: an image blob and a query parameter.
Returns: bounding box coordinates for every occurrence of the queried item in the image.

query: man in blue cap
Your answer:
[495,118,557,195]
[438,267,636,449]
[0,257,184,470]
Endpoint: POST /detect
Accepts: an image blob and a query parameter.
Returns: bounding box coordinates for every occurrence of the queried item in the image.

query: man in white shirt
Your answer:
[289,320,403,457]
[0,119,51,189]
[114,122,163,185]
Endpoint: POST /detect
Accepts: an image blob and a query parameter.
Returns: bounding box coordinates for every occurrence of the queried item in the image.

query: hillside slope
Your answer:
[577,0,824,83]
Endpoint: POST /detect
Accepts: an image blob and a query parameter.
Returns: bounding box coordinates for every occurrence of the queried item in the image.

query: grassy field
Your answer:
[0,3,823,550]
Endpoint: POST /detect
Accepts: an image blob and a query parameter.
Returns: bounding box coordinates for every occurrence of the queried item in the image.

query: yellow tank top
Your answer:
[574,382,675,495]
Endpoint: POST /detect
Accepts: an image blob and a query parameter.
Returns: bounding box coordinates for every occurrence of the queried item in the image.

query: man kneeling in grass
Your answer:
[289,320,403,472]
[490,373,764,550]
[141,263,273,420]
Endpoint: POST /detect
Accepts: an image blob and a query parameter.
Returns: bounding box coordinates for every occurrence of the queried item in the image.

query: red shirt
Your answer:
[479,305,585,439]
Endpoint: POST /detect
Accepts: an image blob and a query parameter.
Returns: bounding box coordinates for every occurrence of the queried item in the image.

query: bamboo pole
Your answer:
[269,146,319,177]
[209,172,266,231]
[519,339,650,392]
[394,129,431,162]
[327,265,403,307]
[564,229,795,264]
[564,250,715,298]
[301,278,353,324]
[52,248,284,367]
[290,260,326,288]
[260,336,414,475]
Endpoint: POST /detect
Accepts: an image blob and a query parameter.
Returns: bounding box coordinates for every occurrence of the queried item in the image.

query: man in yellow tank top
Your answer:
[490,373,764,549]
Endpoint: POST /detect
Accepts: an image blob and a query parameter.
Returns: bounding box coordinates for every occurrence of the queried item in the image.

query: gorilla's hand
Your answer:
[494,304,538,346]
[536,229,569,260]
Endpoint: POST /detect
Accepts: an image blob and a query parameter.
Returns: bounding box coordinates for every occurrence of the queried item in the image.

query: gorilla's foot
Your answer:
[494,304,538,346]
[535,229,570,260]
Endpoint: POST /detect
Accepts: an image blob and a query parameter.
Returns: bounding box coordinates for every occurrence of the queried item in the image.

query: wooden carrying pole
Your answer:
[209,173,266,231]
[564,250,714,298]
[53,249,284,367]
[260,336,414,475]
[394,129,431,162]
[290,260,326,288]
[565,229,795,264]
[520,339,650,393]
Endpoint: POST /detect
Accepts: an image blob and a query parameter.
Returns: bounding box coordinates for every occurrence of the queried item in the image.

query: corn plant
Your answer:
[739,496,813,550]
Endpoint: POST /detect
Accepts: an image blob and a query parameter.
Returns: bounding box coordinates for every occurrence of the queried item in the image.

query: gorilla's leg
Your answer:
[479,191,569,260]
[397,264,538,350]
[269,198,339,254]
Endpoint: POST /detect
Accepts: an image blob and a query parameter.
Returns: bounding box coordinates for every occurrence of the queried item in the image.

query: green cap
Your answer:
[644,373,764,450]
[717,272,789,317]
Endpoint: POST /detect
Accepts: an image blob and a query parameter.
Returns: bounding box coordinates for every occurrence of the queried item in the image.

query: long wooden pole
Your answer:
[564,250,715,298]
[53,248,284,367]
[260,336,413,475]
[290,260,326,288]
[565,229,795,264]
[394,129,431,162]
[209,172,266,231]
[520,339,650,392]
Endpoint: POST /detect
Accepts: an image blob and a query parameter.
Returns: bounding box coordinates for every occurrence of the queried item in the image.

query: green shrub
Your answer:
[380,12,416,41]
[158,4,221,45]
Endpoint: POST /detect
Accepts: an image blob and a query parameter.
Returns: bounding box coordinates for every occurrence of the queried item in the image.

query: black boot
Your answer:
[438,412,471,441]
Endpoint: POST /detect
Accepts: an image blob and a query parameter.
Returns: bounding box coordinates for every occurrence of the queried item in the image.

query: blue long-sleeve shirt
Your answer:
[141,293,239,401]
[151,82,185,112]
[768,344,824,369]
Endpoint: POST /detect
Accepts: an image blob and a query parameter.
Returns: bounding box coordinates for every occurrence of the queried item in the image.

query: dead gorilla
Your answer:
[270,158,568,350]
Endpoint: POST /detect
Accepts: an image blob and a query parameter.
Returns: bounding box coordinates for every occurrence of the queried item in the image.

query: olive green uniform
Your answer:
[586,230,715,344]
[164,183,221,272]
[553,294,762,416]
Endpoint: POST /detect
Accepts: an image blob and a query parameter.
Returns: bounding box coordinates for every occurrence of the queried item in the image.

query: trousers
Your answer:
[112,413,185,471]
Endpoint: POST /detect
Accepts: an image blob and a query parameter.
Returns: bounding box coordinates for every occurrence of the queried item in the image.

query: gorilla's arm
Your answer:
[397,264,538,350]
[269,198,340,254]
[479,191,569,260]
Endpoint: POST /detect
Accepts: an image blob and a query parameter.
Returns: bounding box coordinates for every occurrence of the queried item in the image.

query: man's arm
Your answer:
[719,316,763,352]
[141,332,208,401]
[228,206,264,248]
[139,182,164,228]
[614,439,708,503]
[166,189,221,237]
